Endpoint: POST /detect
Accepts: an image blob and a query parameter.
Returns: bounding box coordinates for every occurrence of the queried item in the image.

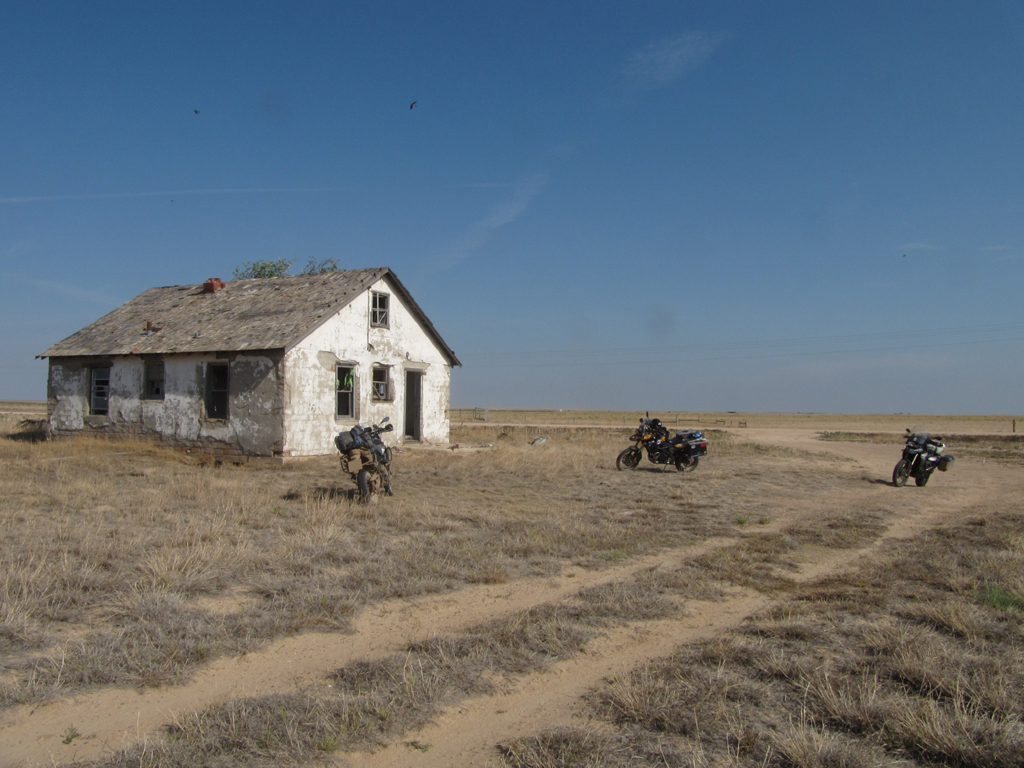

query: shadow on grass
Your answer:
[620,466,681,474]
[3,420,50,442]
[283,485,357,501]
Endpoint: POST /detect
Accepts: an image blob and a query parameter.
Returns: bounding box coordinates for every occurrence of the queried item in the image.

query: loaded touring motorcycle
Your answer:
[892,429,954,487]
[617,416,708,472]
[335,417,395,501]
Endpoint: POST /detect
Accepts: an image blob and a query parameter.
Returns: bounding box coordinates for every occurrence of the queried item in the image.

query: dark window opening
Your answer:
[144,363,165,400]
[371,366,390,401]
[371,291,390,328]
[337,366,355,417]
[90,367,110,415]
[206,364,229,419]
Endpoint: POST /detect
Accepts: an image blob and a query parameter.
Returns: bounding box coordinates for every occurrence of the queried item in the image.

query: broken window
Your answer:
[371,291,390,328]
[143,362,165,400]
[371,365,391,401]
[205,364,229,419]
[336,366,355,417]
[90,367,110,415]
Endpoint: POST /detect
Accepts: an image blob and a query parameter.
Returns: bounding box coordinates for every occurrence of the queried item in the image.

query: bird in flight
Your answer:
[409,101,417,110]
[194,110,199,114]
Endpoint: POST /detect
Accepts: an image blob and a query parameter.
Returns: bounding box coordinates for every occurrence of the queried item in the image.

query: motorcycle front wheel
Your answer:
[915,471,930,487]
[892,459,910,487]
[357,469,379,502]
[675,454,699,472]
[616,447,641,471]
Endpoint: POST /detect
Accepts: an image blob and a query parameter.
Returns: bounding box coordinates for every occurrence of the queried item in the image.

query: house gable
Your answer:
[281,276,454,455]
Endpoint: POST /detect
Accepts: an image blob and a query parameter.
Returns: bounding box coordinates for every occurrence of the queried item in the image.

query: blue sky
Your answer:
[2,1,1023,413]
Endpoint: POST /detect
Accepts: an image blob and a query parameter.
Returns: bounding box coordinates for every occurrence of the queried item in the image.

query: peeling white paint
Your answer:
[47,353,282,455]
[45,278,453,457]
[282,278,451,456]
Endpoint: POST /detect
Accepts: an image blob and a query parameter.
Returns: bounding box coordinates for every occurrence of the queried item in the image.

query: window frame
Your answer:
[370,291,390,328]
[336,365,357,418]
[205,363,229,420]
[143,362,165,401]
[371,365,391,402]
[89,366,111,416]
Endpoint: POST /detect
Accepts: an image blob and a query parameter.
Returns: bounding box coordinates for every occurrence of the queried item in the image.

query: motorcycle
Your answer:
[335,417,395,501]
[616,416,708,472]
[892,429,954,487]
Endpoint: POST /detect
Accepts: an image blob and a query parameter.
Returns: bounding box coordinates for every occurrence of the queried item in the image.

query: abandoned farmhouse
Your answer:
[37,267,461,457]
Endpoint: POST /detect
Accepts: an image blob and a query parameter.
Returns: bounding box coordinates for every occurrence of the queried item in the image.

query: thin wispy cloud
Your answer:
[0,187,348,205]
[437,173,548,268]
[624,31,729,90]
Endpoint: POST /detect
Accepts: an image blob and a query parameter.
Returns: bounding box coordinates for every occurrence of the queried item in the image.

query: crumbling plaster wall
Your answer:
[282,278,452,456]
[46,352,283,455]
[47,358,89,431]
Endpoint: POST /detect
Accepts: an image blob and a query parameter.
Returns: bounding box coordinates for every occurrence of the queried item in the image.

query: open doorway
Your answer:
[405,370,422,441]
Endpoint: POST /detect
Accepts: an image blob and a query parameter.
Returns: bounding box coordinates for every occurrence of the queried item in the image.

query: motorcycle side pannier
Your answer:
[674,430,709,458]
[938,455,955,472]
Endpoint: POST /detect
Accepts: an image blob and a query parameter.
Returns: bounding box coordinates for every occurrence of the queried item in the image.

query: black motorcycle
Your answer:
[892,429,954,487]
[335,417,395,501]
[616,417,707,472]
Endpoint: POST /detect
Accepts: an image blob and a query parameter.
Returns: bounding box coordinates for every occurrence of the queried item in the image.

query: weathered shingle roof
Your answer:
[38,267,460,366]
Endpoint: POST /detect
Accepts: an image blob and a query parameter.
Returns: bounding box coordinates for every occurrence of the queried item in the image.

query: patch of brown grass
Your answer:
[768,721,890,768]
[573,511,1024,767]
[690,534,801,592]
[499,726,684,768]
[784,510,887,549]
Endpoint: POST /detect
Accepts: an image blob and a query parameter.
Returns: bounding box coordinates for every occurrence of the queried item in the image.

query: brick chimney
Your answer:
[203,278,226,293]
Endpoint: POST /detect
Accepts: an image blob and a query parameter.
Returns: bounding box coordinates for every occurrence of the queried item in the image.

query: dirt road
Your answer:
[1,429,1015,767]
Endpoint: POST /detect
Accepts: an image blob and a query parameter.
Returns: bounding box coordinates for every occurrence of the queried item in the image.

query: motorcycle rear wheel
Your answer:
[892,459,910,487]
[616,447,641,470]
[675,455,699,472]
[915,472,930,487]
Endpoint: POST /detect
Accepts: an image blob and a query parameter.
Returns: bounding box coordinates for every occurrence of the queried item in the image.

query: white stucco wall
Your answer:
[47,352,282,454]
[282,277,452,456]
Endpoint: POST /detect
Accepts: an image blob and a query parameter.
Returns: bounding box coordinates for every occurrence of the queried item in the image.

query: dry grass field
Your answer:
[1,407,1022,767]
[452,407,1022,435]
